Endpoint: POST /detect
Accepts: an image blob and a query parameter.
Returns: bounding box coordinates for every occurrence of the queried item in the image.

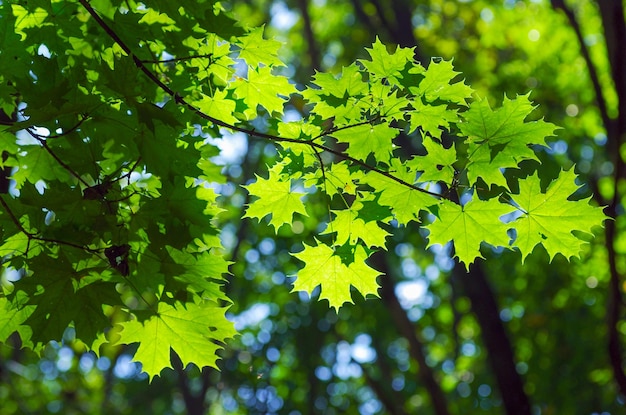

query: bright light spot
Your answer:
[396,279,428,309]
[270,2,298,30]
[56,347,74,372]
[114,355,139,378]
[315,365,332,381]
[351,334,376,363]
[461,342,477,356]
[35,180,47,194]
[230,303,271,330]
[128,171,153,187]
[266,347,280,362]
[528,29,540,42]
[480,8,494,23]
[425,264,440,280]
[586,276,598,288]
[594,133,607,145]
[79,353,95,373]
[37,44,51,58]
[478,384,492,397]
[550,140,568,155]
[401,258,420,278]
[210,132,248,164]
[96,357,111,371]
[566,104,579,117]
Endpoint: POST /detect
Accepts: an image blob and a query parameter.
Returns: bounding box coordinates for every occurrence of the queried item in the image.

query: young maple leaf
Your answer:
[509,169,608,262]
[363,159,438,225]
[359,37,415,86]
[322,202,391,249]
[116,301,236,381]
[291,243,381,311]
[243,169,308,233]
[237,26,285,68]
[332,123,398,164]
[233,66,296,118]
[425,198,514,269]
[459,94,558,188]
[410,58,473,105]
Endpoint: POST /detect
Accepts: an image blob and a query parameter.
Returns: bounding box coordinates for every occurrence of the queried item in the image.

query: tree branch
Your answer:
[76,0,446,201]
[296,0,321,72]
[550,0,611,135]
[595,0,626,398]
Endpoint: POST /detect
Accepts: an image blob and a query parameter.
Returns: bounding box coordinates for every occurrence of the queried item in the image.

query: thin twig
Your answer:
[0,195,100,253]
[141,54,213,64]
[76,0,447,200]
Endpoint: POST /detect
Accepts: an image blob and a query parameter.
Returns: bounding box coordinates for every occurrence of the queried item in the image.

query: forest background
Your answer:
[0,0,624,414]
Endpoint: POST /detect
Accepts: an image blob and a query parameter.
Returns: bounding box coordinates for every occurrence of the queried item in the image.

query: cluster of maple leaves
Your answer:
[0,1,606,380]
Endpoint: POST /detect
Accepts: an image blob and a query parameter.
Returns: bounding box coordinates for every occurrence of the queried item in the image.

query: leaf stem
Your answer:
[77,0,446,201]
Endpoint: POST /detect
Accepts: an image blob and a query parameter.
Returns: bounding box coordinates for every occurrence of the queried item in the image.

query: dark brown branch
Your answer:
[296,0,321,72]
[26,129,91,188]
[0,195,100,254]
[550,0,611,134]
[141,54,213,64]
[595,0,626,398]
[77,0,446,200]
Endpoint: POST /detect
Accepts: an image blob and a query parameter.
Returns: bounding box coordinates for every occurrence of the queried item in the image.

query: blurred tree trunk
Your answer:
[453,263,531,415]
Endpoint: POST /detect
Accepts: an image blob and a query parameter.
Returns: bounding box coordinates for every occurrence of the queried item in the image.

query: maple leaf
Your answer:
[291,242,381,310]
[332,123,398,164]
[164,247,231,302]
[244,169,308,232]
[116,300,236,381]
[412,136,457,184]
[363,159,438,225]
[322,197,391,248]
[304,161,364,196]
[0,294,35,345]
[301,69,369,125]
[410,58,473,105]
[237,26,285,68]
[11,254,122,348]
[359,37,415,86]
[193,89,239,125]
[309,64,368,98]
[459,94,558,188]
[408,98,458,138]
[233,66,296,118]
[509,169,608,262]
[426,198,514,269]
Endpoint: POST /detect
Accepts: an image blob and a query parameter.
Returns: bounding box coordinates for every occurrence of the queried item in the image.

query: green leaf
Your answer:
[244,169,308,232]
[322,197,391,248]
[233,66,296,118]
[237,26,284,68]
[460,94,558,188]
[408,99,458,138]
[510,169,608,262]
[332,123,398,164]
[116,300,236,381]
[291,243,381,311]
[0,294,35,344]
[413,136,457,184]
[192,89,239,126]
[426,198,514,269]
[359,37,415,86]
[411,58,473,105]
[363,159,438,225]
